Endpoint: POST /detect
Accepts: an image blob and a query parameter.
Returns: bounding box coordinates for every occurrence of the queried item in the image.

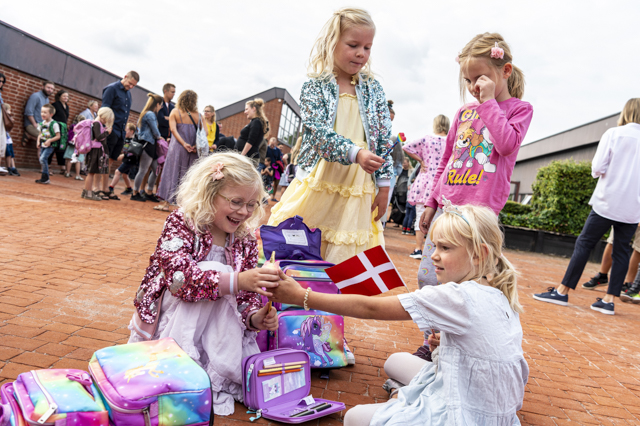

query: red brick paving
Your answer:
[1,170,640,425]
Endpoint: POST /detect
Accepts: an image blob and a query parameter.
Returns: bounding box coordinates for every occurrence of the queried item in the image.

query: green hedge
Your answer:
[500,159,596,236]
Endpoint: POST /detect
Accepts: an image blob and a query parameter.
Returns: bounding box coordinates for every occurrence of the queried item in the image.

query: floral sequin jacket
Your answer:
[133,210,262,333]
[295,75,394,183]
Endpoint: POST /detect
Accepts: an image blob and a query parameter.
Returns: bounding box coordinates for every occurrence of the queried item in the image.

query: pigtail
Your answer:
[488,254,523,314]
[507,64,525,100]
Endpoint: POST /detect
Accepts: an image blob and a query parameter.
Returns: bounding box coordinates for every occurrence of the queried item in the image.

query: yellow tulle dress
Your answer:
[268,93,384,264]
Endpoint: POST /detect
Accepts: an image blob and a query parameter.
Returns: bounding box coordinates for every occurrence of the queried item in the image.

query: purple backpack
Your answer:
[259,216,323,261]
[242,349,344,423]
[72,119,103,154]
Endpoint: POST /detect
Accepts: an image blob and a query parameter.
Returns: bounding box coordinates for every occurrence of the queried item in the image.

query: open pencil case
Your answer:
[242,349,345,423]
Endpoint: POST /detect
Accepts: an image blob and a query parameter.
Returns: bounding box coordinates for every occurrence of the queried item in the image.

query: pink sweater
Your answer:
[427,98,533,215]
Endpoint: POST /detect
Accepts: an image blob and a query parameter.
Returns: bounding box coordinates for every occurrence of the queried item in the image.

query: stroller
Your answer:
[388,169,409,225]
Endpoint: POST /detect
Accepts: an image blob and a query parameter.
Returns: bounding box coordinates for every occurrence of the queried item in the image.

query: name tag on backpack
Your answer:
[282,230,308,246]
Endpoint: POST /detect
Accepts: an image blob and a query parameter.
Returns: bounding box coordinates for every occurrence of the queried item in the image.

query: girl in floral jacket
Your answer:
[128,152,279,416]
[268,7,393,264]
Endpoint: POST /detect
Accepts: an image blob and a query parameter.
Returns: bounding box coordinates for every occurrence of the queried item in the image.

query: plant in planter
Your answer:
[500,159,597,236]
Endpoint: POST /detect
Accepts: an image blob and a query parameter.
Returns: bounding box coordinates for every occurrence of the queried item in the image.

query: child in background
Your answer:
[128,152,279,416]
[418,33,533,289]
[108,123,137,196]
[259,156,274,196]
[403,115,450,258]
[35,104,61,184]
[64,114,86,180]
[271,203,528,426]
[268,7,392,264]
[2,104,20,176]
[81,107,113,201]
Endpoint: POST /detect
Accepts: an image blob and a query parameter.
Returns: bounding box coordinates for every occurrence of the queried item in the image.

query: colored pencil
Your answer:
[258,365,303,374]
[267,361,308,369]
[258,368,302,377]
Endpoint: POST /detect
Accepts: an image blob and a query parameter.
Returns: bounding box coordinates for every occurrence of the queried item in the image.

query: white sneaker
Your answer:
[0,167,8,176]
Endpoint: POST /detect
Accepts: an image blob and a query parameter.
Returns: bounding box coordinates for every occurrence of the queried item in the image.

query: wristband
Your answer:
[303,287,312,311]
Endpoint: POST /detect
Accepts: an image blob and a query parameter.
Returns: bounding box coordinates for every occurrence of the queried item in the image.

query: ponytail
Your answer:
[507,64,525,100]
[247,98,270,134]
[488,255,522,314]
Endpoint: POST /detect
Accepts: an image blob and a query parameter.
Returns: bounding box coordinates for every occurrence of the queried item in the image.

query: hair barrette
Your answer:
[490,42,504,60]
[442,196,470,226]
[211,162,224,181]
[455,55,460,64]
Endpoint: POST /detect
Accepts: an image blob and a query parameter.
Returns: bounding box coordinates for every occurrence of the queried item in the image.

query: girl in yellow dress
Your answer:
[268,7,393,264]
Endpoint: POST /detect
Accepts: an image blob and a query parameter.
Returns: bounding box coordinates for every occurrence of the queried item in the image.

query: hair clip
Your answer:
[455,55,460,64]
[442,196,470,226]
[490,42,504,59]
[211,162,224,180]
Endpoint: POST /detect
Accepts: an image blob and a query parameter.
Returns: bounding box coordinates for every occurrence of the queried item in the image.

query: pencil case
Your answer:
[242,349,345,423]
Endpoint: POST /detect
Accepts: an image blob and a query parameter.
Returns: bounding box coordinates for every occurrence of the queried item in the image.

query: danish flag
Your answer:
[325,246,407,296]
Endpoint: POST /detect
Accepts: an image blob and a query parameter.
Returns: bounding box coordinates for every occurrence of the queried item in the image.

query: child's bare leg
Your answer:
[123,174,132,188]
[624,250,640,283]
[110,170,122,189]
[74,161,81,177]
[84,174,94,191]
[65,159,72,175]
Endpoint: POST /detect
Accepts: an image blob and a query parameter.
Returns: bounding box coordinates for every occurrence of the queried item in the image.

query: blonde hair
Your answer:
[138,93,163,127]
[433,114,450,135]
[177,90,198,113]
[126,122,137,132]
[176,152,267,237]
[3,104,10,113]
[457,32,525,101]
[246,98,269,134]
[618,98,640,126]
[72,114,85,126]
[430,205,522,314]
[308,7,376,81]
[291,136,302,165]
[97,107,114,128]
[204,105,216,123]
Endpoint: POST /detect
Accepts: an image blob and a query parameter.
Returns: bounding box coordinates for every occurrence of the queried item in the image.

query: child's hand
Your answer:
[238,268,280,297]
[475,75,496,104]
[428,332,440,352]
[371,187,389,222]
[106,127,113,134]
[356,150,384,174]
[419,206,437,234]
[250,303,278,331]
[43,141,51,148]
[117,154,124,161]
[270,270,306,305]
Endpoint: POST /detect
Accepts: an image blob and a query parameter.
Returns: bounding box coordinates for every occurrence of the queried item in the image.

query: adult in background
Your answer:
[101,71,139,192]
[155,90,200,211]
[204,105,219,152]
[534,98,640,316]
[382,100,403,228]
[23,80,55,144]
[131,94,164,203]
[80,100,99,121]
[158,83,175,140]
[402,114,450,259]
[235,98,269,162]
[51,89,70,174]
[266,137,282,201]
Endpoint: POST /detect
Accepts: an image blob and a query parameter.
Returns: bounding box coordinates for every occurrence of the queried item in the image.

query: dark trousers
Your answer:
[562,209,638,296]
[403,203,417,229]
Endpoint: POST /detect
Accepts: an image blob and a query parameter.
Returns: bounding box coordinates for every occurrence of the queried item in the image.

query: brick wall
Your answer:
[1,64,139,170]
[217,98,282,141]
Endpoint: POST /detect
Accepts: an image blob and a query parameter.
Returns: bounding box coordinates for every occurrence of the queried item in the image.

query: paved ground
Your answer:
[1,170,640,425]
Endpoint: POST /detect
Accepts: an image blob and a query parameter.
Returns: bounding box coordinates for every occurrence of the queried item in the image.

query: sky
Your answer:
[4,0,640,145]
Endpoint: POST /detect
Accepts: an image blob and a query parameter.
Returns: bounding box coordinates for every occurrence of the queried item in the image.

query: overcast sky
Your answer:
[4,0,640,144]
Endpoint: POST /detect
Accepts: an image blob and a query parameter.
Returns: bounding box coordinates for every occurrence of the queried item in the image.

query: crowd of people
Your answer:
[0,6,639,426]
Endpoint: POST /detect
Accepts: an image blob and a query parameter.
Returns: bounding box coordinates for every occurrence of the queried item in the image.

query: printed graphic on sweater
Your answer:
[446,108,496,186]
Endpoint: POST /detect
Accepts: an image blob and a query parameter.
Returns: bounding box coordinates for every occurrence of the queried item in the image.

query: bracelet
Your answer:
[303,287,312,311]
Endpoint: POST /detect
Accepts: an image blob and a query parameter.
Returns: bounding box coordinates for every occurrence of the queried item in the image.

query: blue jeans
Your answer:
[562,209,637,296]
[403,203,416,229]
[39,146,54,177]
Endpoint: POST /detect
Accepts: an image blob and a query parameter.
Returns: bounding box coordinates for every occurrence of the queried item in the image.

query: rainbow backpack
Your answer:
[88,337,213,426]
[0,369,109,426]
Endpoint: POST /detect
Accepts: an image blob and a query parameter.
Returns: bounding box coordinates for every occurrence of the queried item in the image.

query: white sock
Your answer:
[556,288,567,296]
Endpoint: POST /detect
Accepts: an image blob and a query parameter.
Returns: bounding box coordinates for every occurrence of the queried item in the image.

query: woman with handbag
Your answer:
[131,93,164,202]
[155,90,200,211]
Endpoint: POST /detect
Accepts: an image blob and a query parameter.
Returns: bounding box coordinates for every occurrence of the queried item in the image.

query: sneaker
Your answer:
[621,282,631,294]
[35,179,50,184]
[121,187,133,195]
[591,298,615,315]
[409,249,423,259]
[533,287,569,306]
[582,272,608,290]
[64,173,71,178]
[409,230,416,236]
[130,193,146,202]
[620,282,640,303]
[74,175,84,181]
[402,228,408,235]
[0,167,8,176]
[8,168,17,176]
[144,193,160,203]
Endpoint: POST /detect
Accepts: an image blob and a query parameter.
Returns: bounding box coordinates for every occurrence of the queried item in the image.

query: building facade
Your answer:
[216,87,301,150]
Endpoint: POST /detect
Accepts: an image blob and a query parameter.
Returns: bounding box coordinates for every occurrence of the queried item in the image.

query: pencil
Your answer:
[258,368,302,377]
[258,365,303,374]
[267,361,308,369]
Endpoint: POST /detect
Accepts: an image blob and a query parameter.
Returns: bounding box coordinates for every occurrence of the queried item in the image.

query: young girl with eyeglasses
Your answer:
[128,152,279,416]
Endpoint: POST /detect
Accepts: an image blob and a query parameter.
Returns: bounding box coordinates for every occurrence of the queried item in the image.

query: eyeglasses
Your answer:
[218,194,258,213]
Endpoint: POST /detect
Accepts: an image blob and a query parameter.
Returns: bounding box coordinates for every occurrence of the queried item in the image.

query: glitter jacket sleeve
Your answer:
[298,78,355,167]
[370,79,393,182]
[234,238,263,331]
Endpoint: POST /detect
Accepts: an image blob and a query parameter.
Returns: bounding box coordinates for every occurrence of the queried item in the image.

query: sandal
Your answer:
[86,191,102,201]
[96,191,110,200]
[107,191,120,200]
[153,205,170,212]
[81,189,88,199]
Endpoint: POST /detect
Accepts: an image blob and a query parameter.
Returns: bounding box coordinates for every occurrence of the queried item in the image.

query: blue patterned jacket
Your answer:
[296,75,393,183]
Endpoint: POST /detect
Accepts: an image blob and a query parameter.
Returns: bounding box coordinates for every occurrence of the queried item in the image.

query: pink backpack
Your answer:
[72,120,104,154]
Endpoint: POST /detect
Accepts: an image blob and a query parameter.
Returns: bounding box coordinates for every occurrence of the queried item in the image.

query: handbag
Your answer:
[186,111,209,158]
[1,104,13,133]
[127,137,146,159]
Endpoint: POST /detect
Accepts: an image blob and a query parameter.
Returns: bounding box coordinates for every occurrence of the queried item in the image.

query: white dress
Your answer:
[370,281,529,426]
[128,243,260,416]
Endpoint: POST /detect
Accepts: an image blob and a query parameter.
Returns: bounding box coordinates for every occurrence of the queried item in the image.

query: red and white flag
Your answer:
[325,246,407,296]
